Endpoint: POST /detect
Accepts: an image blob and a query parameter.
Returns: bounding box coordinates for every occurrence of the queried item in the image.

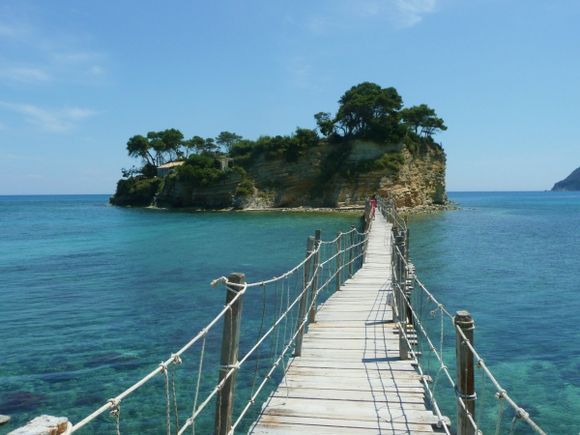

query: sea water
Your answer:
[0,193,578,433]
[409,192,580,434]
[0,196,361,433]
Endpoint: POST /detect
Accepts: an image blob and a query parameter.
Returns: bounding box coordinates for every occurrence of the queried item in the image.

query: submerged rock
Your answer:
[0,391,47,414]
[0,414,11,425]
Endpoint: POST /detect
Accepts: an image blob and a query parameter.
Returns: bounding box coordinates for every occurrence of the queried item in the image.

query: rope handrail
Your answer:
[69,284,247,433]
[318,226,368,245]
[455,324,547,435]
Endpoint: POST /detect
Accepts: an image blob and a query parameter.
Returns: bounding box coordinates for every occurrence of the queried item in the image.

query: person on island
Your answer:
[370,195,378,220]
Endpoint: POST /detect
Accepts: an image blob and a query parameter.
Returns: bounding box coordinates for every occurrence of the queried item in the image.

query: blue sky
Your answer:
[1,0,579,194]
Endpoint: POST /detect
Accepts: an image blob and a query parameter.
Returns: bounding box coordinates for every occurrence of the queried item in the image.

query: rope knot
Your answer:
[159,361,169,372]
[171,353,183,365]
[495,389,506,400]
[476,358,484,368]
[108,398,121,416]
[516,408,529,420]
[210,276,227,287]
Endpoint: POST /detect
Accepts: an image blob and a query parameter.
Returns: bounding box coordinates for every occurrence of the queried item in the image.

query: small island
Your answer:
[110,82,448,210]
[551,166,580,191]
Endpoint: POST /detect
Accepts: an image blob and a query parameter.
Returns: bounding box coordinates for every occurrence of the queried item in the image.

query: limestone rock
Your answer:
[8,415,70,435]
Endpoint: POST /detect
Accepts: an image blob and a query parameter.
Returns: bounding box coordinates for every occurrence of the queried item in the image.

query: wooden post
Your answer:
[455,310,476,435]
[308,230,321,324]
[391,231,399,323]
[399,321,409,360]
[335,232,342,292]
[348,225,355,277]
[215,272,245,435]
[405,274,414,327]
[295,236,315,357]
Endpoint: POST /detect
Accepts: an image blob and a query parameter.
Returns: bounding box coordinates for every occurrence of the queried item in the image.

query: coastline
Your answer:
[141,202,457,215]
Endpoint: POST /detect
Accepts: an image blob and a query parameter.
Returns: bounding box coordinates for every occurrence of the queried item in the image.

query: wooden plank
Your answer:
[272,387,426,403]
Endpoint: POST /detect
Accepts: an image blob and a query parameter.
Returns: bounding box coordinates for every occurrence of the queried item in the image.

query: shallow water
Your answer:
[0,196,360,433]
[409,192,580,433]
[0,193,578,433]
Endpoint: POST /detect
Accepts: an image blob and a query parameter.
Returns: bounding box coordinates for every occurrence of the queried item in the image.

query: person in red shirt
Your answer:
[370,195,377,219]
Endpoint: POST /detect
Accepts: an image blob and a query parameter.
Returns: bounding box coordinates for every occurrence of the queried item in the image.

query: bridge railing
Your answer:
[12,220,370,435]
[378,195,546,435]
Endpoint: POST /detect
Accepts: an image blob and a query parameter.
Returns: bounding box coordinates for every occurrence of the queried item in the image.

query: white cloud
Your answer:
[0,18,108,85]
[305,0,439,34]
[0,66,51,83]
[0,101,96,132]
[391,0,437,27]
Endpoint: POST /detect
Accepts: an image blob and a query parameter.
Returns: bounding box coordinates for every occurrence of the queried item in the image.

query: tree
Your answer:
[203,137,219,154]
[293,127,319,148]
[161,128,184,157]
[334,82,403,139]
[216,131,242,153]
[127,135,155,165]
[400,104,447,137]
[314,112,334,137]
[185,136,205,155]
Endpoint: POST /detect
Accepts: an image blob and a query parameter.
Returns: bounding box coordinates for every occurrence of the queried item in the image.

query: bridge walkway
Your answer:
[250,212,443,434]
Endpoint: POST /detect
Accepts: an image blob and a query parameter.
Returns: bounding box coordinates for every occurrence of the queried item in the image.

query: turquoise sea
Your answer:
[0,192,579,433]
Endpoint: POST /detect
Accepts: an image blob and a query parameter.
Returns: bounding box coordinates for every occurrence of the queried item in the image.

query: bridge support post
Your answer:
[348,225,355,278]
[399,321,409,360]
[455,310,476,435]
[335,232,342,292]
[391,233,398,323]
[215,272,245,435]
[295,236,315,357]
[308,230,321,323]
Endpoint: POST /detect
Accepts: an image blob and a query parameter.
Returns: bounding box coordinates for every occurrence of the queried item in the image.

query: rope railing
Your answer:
[381,195,546,435]
[56,219,371,434]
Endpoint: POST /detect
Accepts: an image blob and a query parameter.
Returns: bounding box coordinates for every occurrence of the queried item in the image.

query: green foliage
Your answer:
[314,112,334,137]
[112,177,160,206]
[227,128,319,164]
[176,154,223,186]
[313,82,446,147]
[373,152,404,171]
[126,135,153,165]
[401,104,447,138]
[126,128,184,166]
[235,178,255,197]
[216,131,242,152]
[335,82,403,140]
[141,163,158,178]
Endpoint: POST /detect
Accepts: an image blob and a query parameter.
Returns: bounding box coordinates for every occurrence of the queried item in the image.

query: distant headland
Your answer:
[552,167,580,191]
[110,82,448,210]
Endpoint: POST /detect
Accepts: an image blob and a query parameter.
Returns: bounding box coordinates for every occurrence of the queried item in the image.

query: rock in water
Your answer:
[0,414,11,425]
[552,166,580,191]
[7,415,70,435]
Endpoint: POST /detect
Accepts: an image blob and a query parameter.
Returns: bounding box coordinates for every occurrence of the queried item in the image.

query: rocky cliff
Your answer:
[112,139,446,209]
[552,167,580,191]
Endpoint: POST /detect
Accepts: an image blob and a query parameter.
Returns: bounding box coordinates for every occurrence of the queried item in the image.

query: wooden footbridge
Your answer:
[250,211,443,434]
[11,197,546,435]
